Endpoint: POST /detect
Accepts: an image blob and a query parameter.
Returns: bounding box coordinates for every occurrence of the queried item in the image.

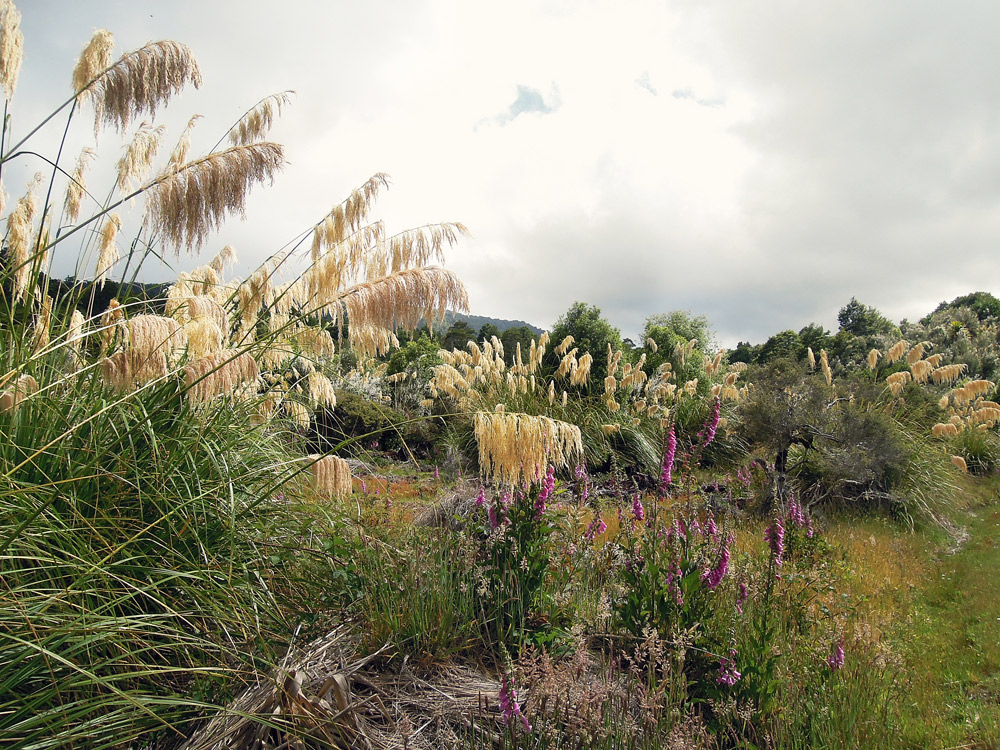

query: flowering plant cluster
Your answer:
[472,476,560,647]
[613,499,733,648]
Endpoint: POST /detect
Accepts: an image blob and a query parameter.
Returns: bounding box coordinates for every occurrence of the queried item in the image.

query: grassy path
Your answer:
[894,483,1000,748]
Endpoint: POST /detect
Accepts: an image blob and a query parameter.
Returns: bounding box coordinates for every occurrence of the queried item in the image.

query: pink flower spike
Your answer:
[827,636,845,670]
[631,494,645,523]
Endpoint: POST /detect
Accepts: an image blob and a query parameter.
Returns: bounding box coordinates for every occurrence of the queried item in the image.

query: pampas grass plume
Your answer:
[0,0,24,99]
[308,455,352,499]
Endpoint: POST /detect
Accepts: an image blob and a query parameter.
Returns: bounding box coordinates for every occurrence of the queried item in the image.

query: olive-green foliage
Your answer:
[952,427,1000,475]
[549,301,623,383]
[837,297,899,339]
[386,332,443,379]
[315,390,406,454]
[738,359,920,513]
[440,321,477,351]
[929,290,1000,322]
[642,310,714,380]
[499,325,538,364]
[757,329,801,363]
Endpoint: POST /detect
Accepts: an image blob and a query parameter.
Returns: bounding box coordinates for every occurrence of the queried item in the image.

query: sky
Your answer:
[8,0,1000,347]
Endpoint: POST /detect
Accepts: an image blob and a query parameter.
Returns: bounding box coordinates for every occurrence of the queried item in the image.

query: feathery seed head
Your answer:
[0,0,23,99]
[95,213,122,287]
[72,29,114,100]
[906,343,926,365]
[867,349,880,371]
[7,173,42,302]
[64,147,97,223]
[308,455,352,499]
[144,142,284,253]
[229,90,294,146]
[473,411,582,486]
[82,39,202,134]
[886,340,908,364]
[117,121,166,191]
[0,374,37,413]
[183,349,259,405]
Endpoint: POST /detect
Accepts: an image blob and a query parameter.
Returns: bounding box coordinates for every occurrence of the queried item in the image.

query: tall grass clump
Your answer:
[0,8,469,748]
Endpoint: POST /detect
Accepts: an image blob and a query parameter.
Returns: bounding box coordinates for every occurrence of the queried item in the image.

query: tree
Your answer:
[757,330,800,363]
[644,310,715,351]
[500,325,538,364]
[478,322,501,344]
[837,297,898,338]
[729,341,759,365]
[386,332,442,378]
[441,321,477,351]
[549,301,623,381]
[797,323,832,359]
[642,310,715,382]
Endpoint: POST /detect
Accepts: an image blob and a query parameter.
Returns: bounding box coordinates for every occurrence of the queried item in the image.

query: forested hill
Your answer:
[442,310,544,336]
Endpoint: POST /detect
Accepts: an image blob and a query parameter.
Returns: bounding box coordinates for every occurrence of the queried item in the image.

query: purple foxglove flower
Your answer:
[476,487,487,508]
[660,425,677,493]
[631,494,645,523]
[702,532,732,590]
[764,516,785,568]
[827,636,845,670]
[716,650,741,686]
[702,397,721,447]
[736,580,748,614]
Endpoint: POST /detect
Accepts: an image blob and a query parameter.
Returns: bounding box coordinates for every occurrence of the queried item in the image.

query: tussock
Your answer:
[910,359,933,384]
[348,324,399,360]
[554,335,575,357]
[180,626,505,750]
[906,343,927,365]
[102,314,187,388]
[94,213,121,287]
[71,29,114,101]
[340,266,468,334]
[306,371,337,409]
[165,114,202,172]
[309,173,390,259]
[931,363,966,386]
[116,121,166,190]
[188,296,229,337]
[6,174,41,302]
[950,455,968,472]
[867,349,880,371]
[932,422,959,438]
